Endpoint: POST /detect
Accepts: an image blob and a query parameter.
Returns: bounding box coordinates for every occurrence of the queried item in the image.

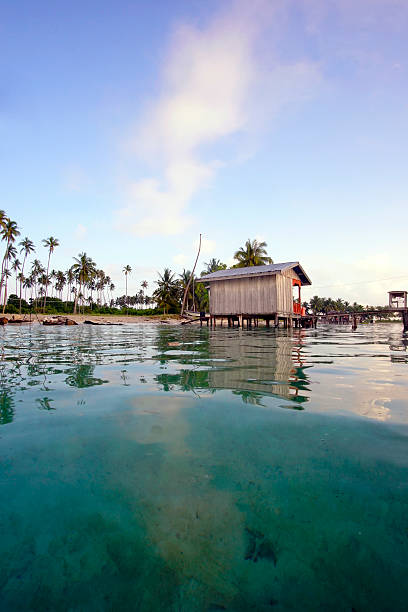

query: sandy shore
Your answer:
[2,313,195,326]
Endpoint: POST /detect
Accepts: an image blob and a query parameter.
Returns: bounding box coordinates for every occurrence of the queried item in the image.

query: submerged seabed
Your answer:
[1,323,408,611]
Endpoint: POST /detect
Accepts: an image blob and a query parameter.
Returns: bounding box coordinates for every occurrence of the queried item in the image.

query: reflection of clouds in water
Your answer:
[118,396,245,604]
[108,394,408,609]
[354,398,392,422]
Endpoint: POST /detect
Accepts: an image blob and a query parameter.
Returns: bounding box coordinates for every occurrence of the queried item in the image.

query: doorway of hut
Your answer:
[292,278,303,315]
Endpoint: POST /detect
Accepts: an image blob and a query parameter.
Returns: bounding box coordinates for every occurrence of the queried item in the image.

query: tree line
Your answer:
[1,220,274,316]
[0,211,156,315]
[2,218,385,318]
[304,296,391,316]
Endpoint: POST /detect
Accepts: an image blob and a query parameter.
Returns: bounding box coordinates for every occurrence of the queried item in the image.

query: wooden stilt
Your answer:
[402,310,408,333]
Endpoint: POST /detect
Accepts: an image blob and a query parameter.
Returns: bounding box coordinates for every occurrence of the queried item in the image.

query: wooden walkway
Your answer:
[318,308,408,332]
[199,308,408,333]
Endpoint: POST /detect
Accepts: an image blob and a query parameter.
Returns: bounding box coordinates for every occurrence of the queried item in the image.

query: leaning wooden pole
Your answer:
[180,234,202,317]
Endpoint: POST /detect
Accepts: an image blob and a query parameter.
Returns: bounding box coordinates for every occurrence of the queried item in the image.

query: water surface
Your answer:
[1,323,408,610]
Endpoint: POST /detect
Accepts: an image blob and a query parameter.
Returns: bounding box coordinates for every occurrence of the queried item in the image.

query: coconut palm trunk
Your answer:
[19,255,29,313]
[43,251,51,311]
[42,237,59,312]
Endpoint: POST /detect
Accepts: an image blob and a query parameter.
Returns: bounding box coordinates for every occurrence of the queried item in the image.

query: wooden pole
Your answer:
[180,233,202,317]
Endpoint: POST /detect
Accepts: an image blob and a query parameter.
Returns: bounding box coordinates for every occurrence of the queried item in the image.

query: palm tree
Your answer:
[109,282,115,304]
[141,280,148,310]
[123,265,132,307]
[95,269,106,305]
[30,259,44,305]
[153,268,180,315]
[55,271,66,300]
[1,269,11,310]
[18,237,35,313]
[50,269,57,297]
[1,219,20,307]
[179,269,194,311]
[309,295,323,315]
[0,210,7,230]
[23,276,32,302]
[201,258,227,276]
[65,268,75,304]
[42,236,59,311]
[71,253,96,314]
[233,239,273,268]
[1,243,17,312]
[38,273,51,304]
[11,258,21,296]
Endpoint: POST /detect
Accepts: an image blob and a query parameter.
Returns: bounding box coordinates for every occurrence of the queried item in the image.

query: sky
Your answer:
[1,0,407,304]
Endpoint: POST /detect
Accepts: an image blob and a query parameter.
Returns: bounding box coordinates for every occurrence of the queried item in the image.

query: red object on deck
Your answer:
[292,279,303,314]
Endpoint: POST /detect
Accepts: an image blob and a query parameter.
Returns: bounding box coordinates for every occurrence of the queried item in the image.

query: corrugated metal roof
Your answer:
[200,262,312,285]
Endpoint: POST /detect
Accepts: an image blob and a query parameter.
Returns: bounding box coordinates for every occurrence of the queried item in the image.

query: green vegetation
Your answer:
[304,296,392,317]
[232,238,273,267]
[0,223,389,318]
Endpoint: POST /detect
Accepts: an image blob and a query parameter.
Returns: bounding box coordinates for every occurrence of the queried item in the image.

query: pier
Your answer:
[319,308,408,332]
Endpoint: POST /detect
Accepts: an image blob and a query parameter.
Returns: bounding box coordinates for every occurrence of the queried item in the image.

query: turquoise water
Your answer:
[1,323,408,611]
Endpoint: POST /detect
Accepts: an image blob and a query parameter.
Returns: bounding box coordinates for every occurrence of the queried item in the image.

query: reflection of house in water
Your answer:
[154,328,311,406]
[206,333,311,406]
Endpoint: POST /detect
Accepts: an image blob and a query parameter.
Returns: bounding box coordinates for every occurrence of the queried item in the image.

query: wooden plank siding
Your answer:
[208,269,302,316]
[276,274,294,315]
[209,276,277,315]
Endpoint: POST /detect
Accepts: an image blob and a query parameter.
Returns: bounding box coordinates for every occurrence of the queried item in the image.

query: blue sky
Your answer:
[1,0,407,303]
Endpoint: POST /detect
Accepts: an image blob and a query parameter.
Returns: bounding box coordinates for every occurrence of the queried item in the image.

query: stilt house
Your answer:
[201,262,312,327]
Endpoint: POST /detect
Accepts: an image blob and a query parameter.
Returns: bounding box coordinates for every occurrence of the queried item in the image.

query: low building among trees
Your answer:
[201,261,312,327]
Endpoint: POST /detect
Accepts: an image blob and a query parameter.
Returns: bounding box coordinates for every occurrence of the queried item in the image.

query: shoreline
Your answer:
[1,313,191,326]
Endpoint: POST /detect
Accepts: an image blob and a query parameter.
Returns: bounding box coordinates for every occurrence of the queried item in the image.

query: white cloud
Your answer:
[116,0,320,237]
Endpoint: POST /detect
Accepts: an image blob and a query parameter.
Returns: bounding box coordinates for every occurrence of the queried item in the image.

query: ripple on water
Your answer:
[0,322,408,610]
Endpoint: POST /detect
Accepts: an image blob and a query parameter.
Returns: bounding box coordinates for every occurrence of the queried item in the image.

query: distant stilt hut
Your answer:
[201,261,313,328]
[388,291,408,309]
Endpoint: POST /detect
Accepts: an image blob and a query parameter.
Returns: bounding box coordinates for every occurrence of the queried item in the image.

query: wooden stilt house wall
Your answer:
[201,262,312,320]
